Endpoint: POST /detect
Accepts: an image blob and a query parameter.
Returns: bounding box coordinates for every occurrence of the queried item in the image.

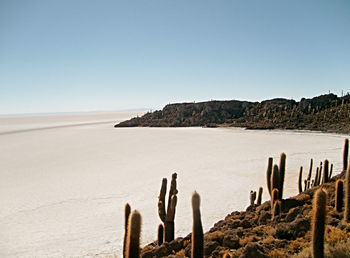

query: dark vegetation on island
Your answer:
[115,93,350,134]
[123,139,350,258]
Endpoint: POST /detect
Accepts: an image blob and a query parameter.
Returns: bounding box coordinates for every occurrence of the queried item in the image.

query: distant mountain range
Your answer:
[115,93,350,134]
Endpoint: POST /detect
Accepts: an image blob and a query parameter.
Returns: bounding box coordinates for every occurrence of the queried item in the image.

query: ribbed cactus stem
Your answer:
[314,167,320,186]
[167,173,178,215]
[250,191,256,206]
[165,194,177,242]
[191,192,203,258]
[312,188,327,258]
[298,166,303,193]
[158,178,167,222]
[344,138,349,172]
[307,158,313,181]
[266,157,273,196]
[123,203,131,258]
[278,153,286,199]
[319,163,323,185]
[257,187,263,205]
[345,166,350,222]
[336,179,344,213]
[157,224,164,246]
[323,160,329,184]
[273,200,282,219]
[271,188,279,209]
[329,164,333,180]
[271,165,280,194]
[126,210,142,258]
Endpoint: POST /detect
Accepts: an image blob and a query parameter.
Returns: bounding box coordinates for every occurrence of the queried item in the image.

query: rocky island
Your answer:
[115,93,350,134]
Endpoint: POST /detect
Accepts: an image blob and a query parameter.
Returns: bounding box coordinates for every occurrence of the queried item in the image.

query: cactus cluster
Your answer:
[158,173,178,242]
[266,153,286,208]
[299,159,333,193]
[249,190,256,206]
[249,187,263,207]
[120,138,349,258]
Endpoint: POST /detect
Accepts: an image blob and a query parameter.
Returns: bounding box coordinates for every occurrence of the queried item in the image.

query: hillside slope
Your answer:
[115,94,350,134]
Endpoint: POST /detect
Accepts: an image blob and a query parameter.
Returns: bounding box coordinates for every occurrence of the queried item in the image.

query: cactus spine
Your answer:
[157,224,164,246]
[266,157,273,196]
[344,138,349,172]
[335,179,344,212]
[257,187,263,205]
[123,203,131,258]
[298,166,303,193]
[158,173,178,242]
[312,188,327,258]
[191,192,203,258]
[126,210,142,258]
[278,153,286,199]
[345,166,350,222]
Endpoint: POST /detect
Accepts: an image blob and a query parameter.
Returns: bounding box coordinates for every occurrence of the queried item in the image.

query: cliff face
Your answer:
[115,94,350,133]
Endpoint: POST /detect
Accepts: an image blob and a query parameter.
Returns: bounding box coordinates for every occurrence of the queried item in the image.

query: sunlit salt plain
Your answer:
[0,112,348,257]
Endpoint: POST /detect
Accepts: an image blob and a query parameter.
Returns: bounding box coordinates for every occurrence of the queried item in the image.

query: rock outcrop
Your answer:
[115,93,350,134]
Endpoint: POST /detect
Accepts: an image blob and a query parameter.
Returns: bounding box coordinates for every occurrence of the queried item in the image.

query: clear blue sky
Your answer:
[1,0,349,114]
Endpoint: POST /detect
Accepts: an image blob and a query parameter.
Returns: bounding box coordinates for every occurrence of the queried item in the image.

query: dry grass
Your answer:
[294,193,311,202]
[262,235,275,244]
[204,230,224,242]
[287,238,309,253]
[325,226,350,245]
[239,235,256,246]
[269,249,286,258]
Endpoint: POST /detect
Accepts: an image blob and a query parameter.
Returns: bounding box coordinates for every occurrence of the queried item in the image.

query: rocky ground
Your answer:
[140,170,350,257]
[115,94,350,134]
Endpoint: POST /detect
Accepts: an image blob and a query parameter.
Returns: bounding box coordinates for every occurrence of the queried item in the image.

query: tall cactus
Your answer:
[126,210,142,258]
[323,160,329,184]
[158,173,178,242]
[329,164,333,181]
[298,166,303,193]
[123,203,131,258]
[257,187,263,205]
[278,153,286,199]
[314,167,320,187]
[345,166,350,222]
[191,192,203,258]
[266,157,273,196]
[336,179,344,212]
[250,191,256,206]
[307,158,313,182]
[344,138,349,172]
[312,188,327,258]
